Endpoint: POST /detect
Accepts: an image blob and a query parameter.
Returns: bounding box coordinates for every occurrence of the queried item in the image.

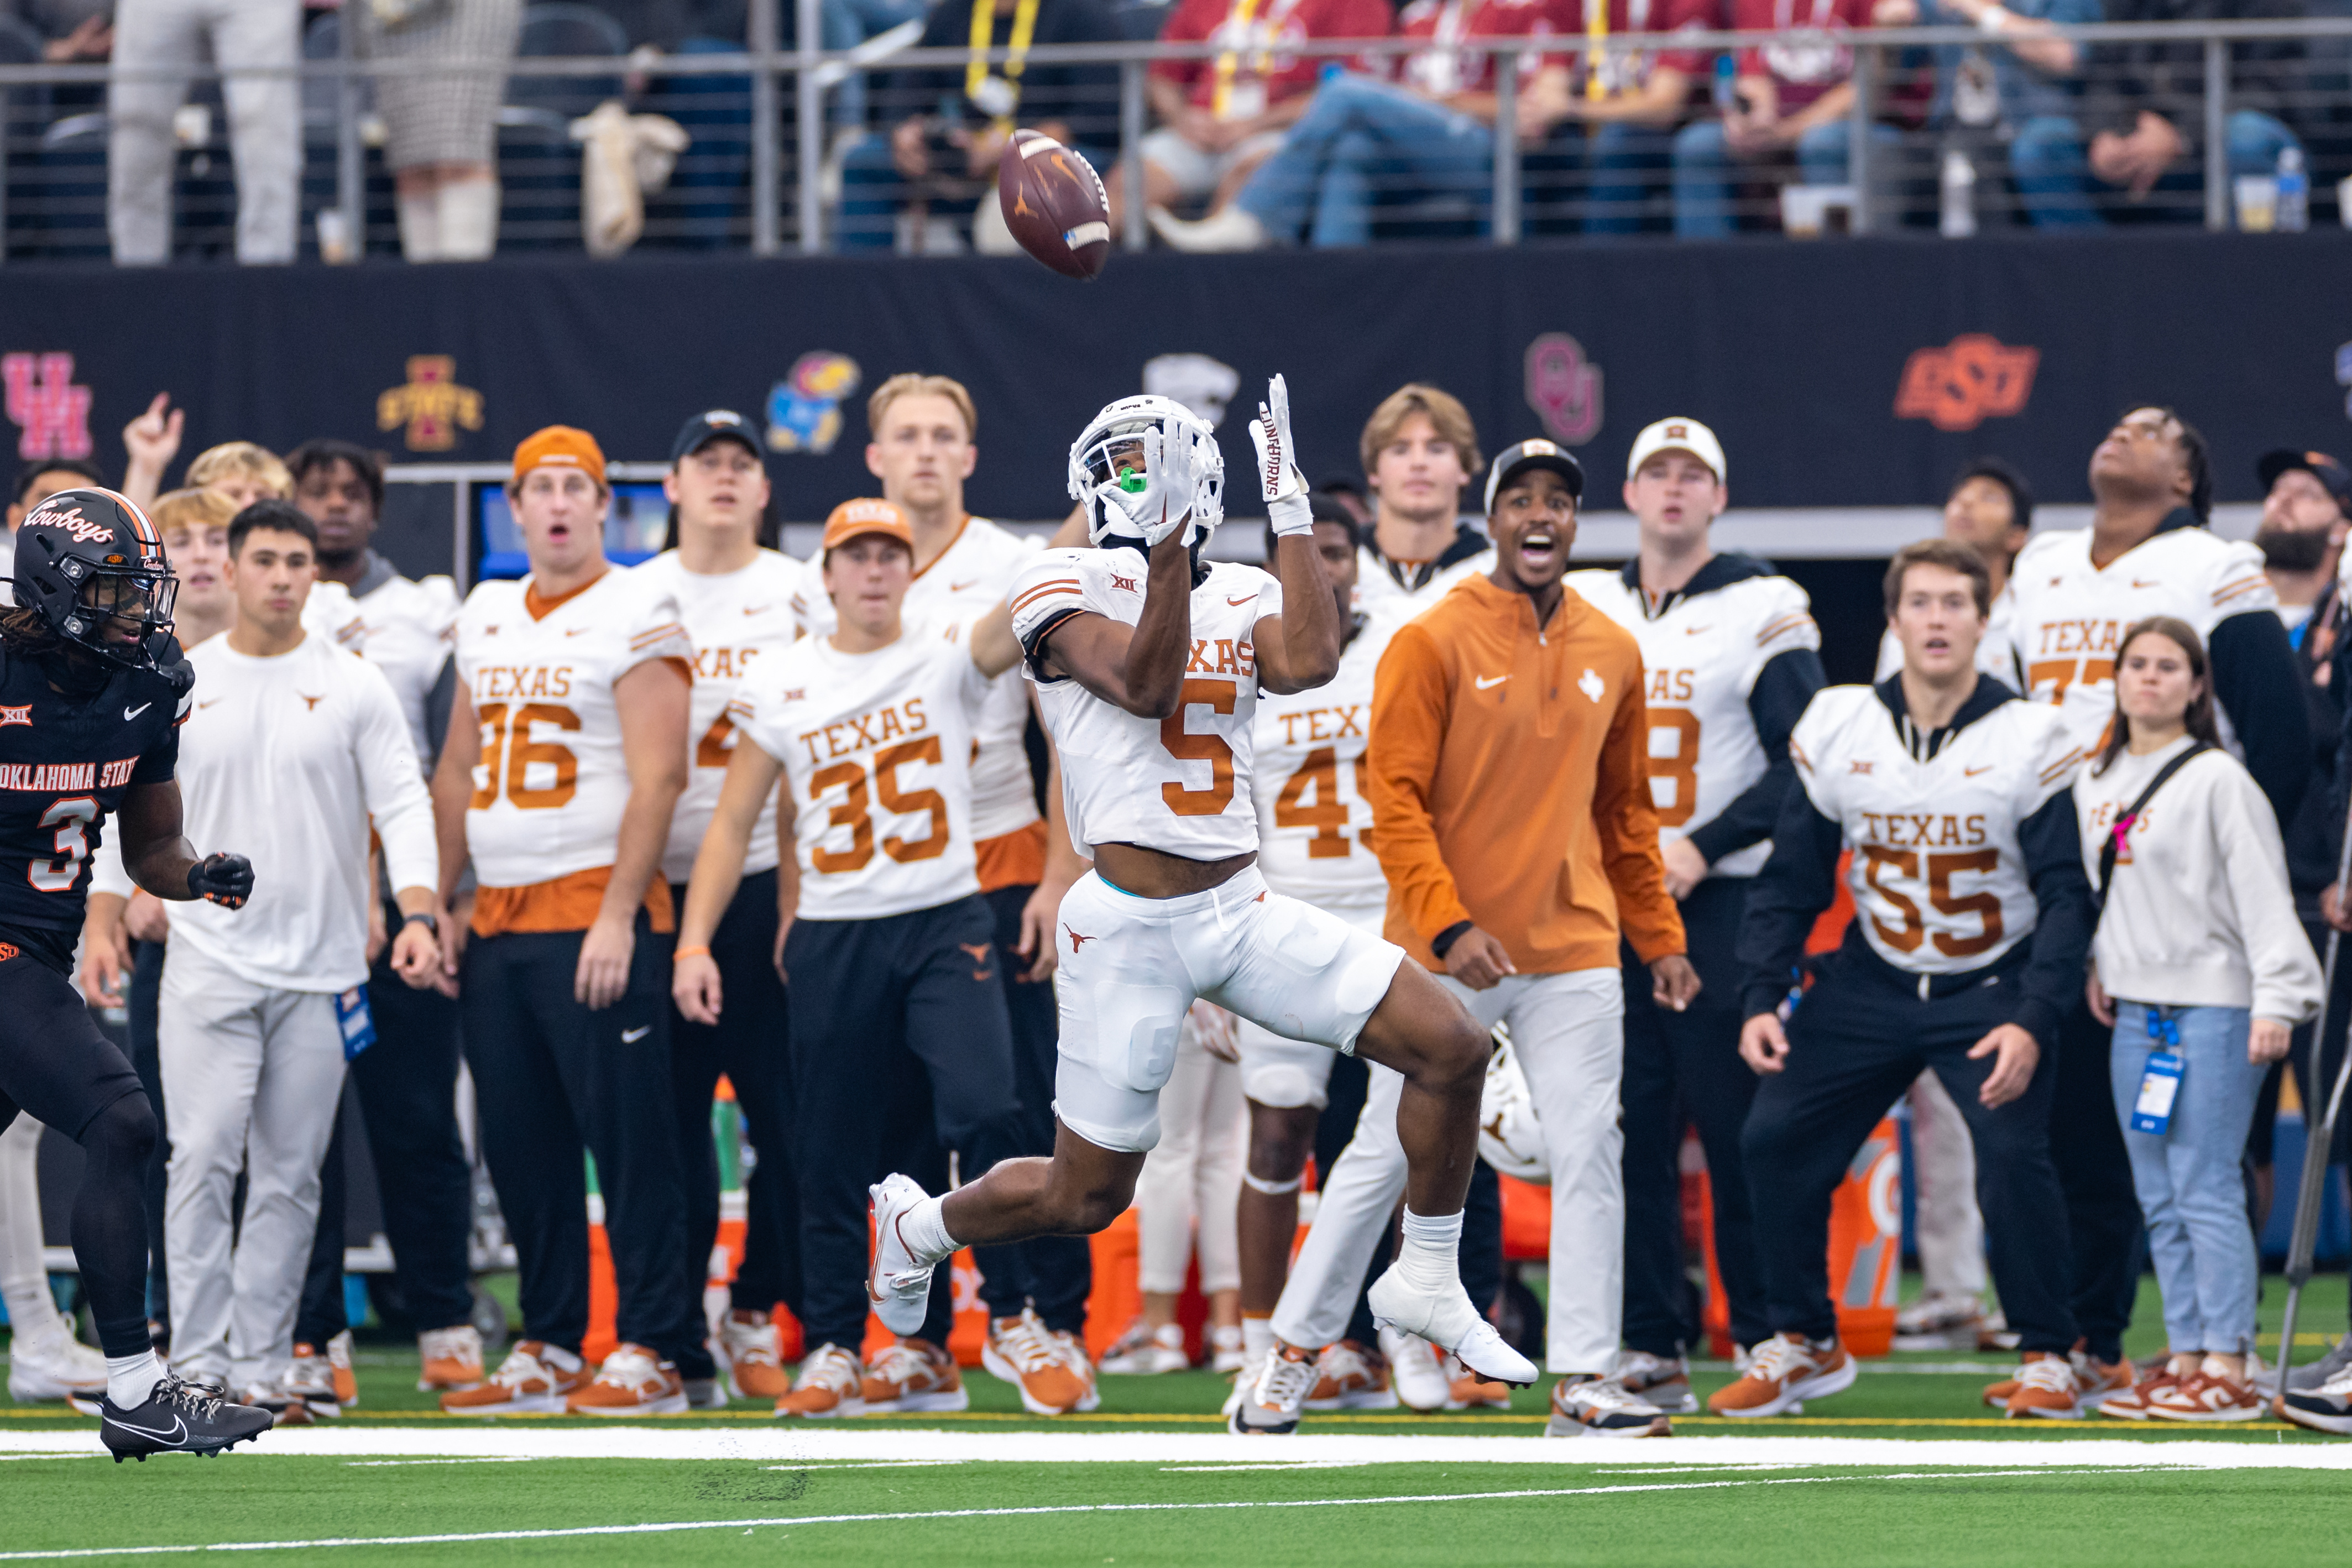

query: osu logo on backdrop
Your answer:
[766,352,861,455]
[3,353,93,462]
[377,355,485,452]
[1894,334,2039,432]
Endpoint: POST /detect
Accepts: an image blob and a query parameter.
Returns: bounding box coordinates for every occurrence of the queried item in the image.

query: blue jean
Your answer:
[1234,74,1493,247]
[2009,109,2301,229]
[1670,116,1902,238]
[1581,119,1676,236]
[2108,1003,2265,1357]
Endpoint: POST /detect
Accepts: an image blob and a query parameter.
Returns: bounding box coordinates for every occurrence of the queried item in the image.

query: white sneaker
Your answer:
[866,1173,939,1337]
[1223,1351,1267,1417]
[1611,1349,1698,1415]
[6,1330,107,1403]
[1380,1326,1450,1413]
[1893,1292,1987,1350]
[1098,1321,1188,1375]
[1146,203,1268,253]
[1209,1323,1246,1375]
[1548,1374,1673,1438]
[1365,1265,1538,1389]
[1231,1343,1318,1434]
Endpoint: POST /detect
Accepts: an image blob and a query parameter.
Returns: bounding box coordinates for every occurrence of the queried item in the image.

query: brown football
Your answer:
[999,129,1111,280]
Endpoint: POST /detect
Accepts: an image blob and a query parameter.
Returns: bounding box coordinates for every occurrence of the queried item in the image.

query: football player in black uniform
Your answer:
[0,489,268,1461]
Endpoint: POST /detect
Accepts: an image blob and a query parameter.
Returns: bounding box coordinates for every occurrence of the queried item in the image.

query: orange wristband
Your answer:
[673,944,712,960]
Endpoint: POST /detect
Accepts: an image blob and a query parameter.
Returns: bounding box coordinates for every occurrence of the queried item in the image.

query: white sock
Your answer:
[436,176,499,261]
[901,1195,958,1265]
[104,1351,164,1408]
[537,1344,583,1373]
[1242,1314,1275,1365]
[1396,1208,1465,1291]
[396,190,441,262]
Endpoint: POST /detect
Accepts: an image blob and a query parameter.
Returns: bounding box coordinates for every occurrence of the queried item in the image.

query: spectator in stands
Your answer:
[4,0,111,61]
[2005,0,2307,226]
[838,0,1121,252]
[1557,0,1724,236]
[1669,0,1877,237]
[357,0,524,260]
[1867,0,2092,228]
[1104,0,1391,231]
[1149,0,1582,249]
[607,0,766,248]
[108,0,297,265]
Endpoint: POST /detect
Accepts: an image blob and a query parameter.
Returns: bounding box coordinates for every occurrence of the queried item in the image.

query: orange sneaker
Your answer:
[777,1343,865,1418]
[565,1343,687,1415]
[2097,1363,2185,1420]
[1046,1328,1101,1412]
[1446,1355,1513,1411]
[719,1311,791,1402]
[2004,1351,2082,1419]
[417,1325,484,1393]
[2146,1364,2264,1423]
[982,1309,1096,1415]
[1303,1340,1398,1412]
[440,1341,590,1414]
[1985,1342,2130,1410]
[861,1338,970,1413]
[285,1343,341,1418]
[1705,1333,1854,1419]
[325,1330,358,1408]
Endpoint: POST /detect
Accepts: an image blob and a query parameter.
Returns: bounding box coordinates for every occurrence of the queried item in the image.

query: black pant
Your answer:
[787,897,1020,1352]
[461,913,700,1362]
[970,881,1092,1335]
[668,871,798,1380]
[1621,876,1769,1355]
[125,938,168,1334]
[1742,946,2078,1355]
[0,943,156,1359]
[2051,996,2144,1365]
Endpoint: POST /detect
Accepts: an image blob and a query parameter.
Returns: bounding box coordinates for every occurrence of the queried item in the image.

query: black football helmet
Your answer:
[13,487,177,670]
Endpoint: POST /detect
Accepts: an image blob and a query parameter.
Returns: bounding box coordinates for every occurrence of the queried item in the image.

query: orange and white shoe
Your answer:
[2146,1362,2265,1422]
[1705,1333,1854,1419]
[325,1330,358,1409]
[285,1343,341,1418]
[2097,1363,2187,1420]
[719,1311,791,1402]
[1047,1328,1101,1411]
[1231,1342,1319,1435]
[1984,1345,2130,1411]
[1547,1376,1672,1438]
[1445,1354,1513,1412]
[2004,1351,2082,1419]
[776,1344,865,1418]
[1303,1340,1398,1412]
[440,1341,590,1414]
[861,1337,970,1413]
[982,1310,1097,1415]
[566,1343,687,1415]
[417,1325,484,1393]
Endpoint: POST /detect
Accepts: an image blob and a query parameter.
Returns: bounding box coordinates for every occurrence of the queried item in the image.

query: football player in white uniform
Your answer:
[430,427,705,1417]
[2004,406,2308,1393]
[673,499,1031,1419]
[858,380,1535,1430]
[634,410,803,1408]
[1564,417,1825,1412]
[1713,540,2093,1421]
[1351,384,1493,618]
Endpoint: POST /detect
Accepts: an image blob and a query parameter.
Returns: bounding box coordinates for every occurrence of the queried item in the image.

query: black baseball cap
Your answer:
[1483,438,1585,514]
[671,408,762,464]
[2257,448,2352,515]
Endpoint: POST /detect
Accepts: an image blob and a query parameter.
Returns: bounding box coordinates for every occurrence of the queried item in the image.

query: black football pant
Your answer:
[0,943,156,1360]
[668,870,798,1381]
[124,938,169,1334]
[1742,947,2078,1356]
[461,914,701,1364]
[2051,997,2145,1365]
[787,897,1021,1353]
[1621,876,1770,1356]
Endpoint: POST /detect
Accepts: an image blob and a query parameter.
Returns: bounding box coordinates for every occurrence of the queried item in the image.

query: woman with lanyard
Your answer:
[2075,616,2320,1423]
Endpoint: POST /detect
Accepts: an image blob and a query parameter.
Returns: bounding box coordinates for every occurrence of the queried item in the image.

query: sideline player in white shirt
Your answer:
[1351,383,1493,619]
[633,410,803,1408]
[2003,406,2308,1388]
[673,499,1035,1419]
[795,375,1096,1412]
[431,426,704,1417]
[1564,417,1825,1413]
[1713,540,2093,1421]
[859,380,1537,1426]
[149,501,443,1410]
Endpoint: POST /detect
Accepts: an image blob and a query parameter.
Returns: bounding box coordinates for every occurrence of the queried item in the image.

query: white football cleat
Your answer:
[1379,1326,1450,1413]
[1365,1265,1538,1389]
[866,1173,938,1338]
[6,1329,108,1404]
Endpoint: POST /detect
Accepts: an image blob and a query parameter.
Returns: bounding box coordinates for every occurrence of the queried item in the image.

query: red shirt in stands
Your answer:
[1730,0,1872,112]
[1565,0,1724,96]
[1392,0,1565,98]
[1150,0,1393,118]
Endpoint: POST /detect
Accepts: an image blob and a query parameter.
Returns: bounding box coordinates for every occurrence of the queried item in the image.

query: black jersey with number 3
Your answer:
[0,642,186,973]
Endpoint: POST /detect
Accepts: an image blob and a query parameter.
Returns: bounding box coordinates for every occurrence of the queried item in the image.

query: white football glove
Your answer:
[1251,374,1311,537]
[1103,422,1199,547]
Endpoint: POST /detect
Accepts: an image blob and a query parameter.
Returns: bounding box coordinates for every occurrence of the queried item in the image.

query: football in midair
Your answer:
[998,130,1111,280]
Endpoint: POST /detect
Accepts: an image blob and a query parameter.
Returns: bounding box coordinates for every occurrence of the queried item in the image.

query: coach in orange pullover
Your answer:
[1368,439,1696,1431]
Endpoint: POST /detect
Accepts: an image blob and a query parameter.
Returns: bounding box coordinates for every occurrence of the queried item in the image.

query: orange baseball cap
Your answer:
[822,497,914,556]
[511,426,607,488]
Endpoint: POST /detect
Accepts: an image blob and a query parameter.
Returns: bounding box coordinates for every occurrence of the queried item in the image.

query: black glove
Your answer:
[187,853,253,909]
[147,635,195,697]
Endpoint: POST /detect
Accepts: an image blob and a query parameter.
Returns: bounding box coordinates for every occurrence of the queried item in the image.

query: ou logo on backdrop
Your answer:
[1523,333,1603,446]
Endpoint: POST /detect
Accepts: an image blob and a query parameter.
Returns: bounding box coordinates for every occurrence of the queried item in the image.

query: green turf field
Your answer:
[3,1273,2348,1564]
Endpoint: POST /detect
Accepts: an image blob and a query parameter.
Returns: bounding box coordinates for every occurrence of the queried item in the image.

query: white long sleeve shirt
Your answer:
[2074,736,2323,1024]
[166,630,438,992]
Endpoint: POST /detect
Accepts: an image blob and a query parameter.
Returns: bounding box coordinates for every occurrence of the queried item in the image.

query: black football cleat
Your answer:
[100,1374,274,1462]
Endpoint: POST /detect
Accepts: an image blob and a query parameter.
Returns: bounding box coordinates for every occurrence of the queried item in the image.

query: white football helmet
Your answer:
[1067,394,1225,553]
[1477,1027,1549,1184]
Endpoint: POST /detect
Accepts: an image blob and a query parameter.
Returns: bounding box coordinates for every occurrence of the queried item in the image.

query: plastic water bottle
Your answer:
[2277,146,2309,232]
[1940,148,1977,237]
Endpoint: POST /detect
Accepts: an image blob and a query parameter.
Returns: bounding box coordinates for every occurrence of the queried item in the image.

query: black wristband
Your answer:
[1429,920,1474,960]
[402,911,438,935]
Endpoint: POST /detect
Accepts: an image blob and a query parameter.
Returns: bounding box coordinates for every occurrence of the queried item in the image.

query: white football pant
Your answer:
[1133,1020,1246,1295]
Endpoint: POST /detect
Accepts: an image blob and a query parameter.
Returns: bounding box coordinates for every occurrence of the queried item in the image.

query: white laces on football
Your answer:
[2017,1357,2077,1394]
[1255,1352,1319,1414]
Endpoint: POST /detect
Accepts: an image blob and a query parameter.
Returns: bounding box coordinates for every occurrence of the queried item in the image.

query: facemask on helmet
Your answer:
[1065,395,1225,555]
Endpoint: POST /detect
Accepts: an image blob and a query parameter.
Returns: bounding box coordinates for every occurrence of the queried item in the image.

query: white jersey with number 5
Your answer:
[1248,611,1398,919]
[1567,563,1817,878]
[729,624,992,921]
[1010,548,1282,861]
[453,566,692,892]
[1790,684,2084,975]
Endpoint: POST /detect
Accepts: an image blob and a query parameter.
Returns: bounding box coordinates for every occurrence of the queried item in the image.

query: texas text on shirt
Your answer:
[1150,0,1393,122]
[796,516,1048,888]
[2006,511,2308,823]
[452,565,694,934]
[1250,607,1402,921]
[1566,553,1824,879]
[637,546,800,887]
[1737,676,2094,1047]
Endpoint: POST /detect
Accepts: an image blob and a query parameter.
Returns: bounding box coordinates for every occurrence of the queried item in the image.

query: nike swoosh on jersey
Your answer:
[1475,675,1509,690]
[1227,596,1256,607]
[1684,625,1713,635]
[742,605,771,616]
[620,1025,651,1043]
[565,628,591,637]
[2132,580,2161,589]
[197,699,222,709]
[950,581,980,593]
[124,703,151,719]
[1965,766,1993,776]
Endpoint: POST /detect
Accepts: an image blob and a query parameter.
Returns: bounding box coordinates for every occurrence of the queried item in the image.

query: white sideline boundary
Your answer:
[3,1427,2350,1470]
